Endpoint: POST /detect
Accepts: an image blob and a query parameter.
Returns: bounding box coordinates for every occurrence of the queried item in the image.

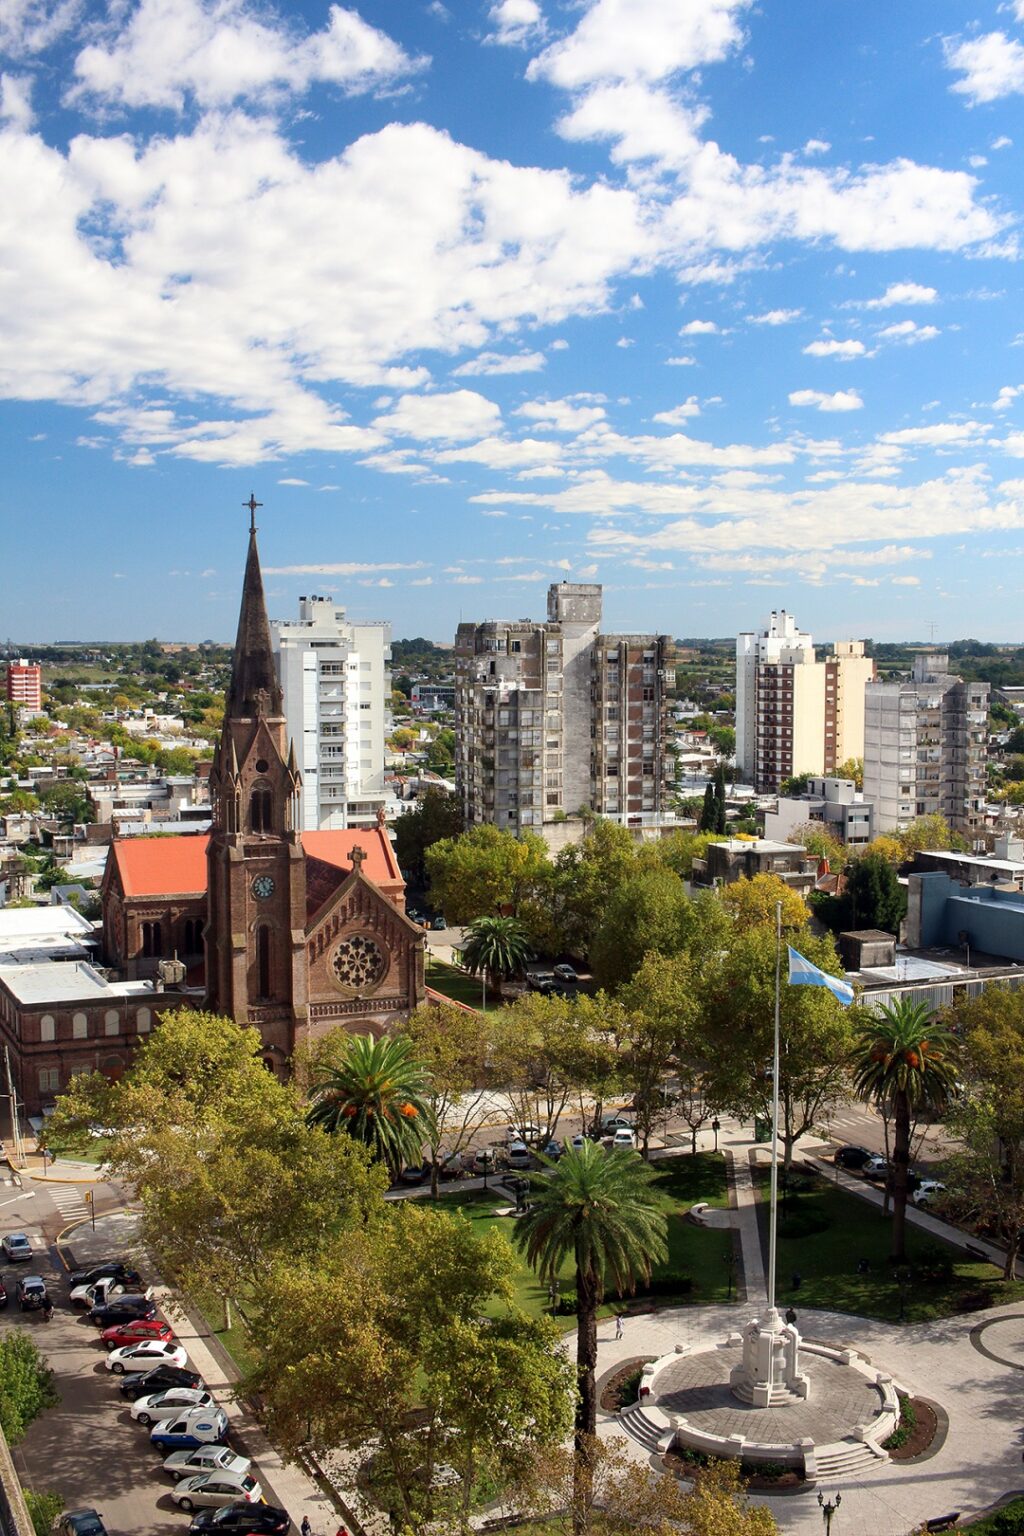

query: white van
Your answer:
[507,1140,532,1169]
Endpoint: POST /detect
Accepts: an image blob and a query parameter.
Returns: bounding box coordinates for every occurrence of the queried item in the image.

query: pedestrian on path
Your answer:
[615,1313,624,1340]
[301,1518,312,1536]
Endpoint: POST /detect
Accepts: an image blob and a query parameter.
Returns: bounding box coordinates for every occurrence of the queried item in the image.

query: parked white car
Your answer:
[71,1277,125,1309]
[507,1140,532,1169]
[171,1470,263,1512]
[131,1388,215,1425]
[162,1446,252,1481]
[611,1127,637,1149]
[106,1340,188,1374]
[912,1180,947,1208]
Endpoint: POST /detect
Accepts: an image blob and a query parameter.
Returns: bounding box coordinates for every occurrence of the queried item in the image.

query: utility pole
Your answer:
[4,1046,24,1168]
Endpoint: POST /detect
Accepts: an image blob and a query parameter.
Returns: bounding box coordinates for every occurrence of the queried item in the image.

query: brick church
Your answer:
[0,511,426,1113]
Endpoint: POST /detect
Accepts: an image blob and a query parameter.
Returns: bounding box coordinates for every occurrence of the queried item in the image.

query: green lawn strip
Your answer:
[188,1287,259,1377]
[424,958,485,1010]
[961,1496,1024,1532]
[751,1165,1024,1322]
[444,1152,734,1322]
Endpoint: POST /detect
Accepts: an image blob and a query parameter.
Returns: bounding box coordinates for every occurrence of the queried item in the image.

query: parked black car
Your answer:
[119,1362,204,1401]
[68,1260,142,1289]
[189,1506,291,1536]
[89,1294,157,1326]
[16,1276,48,1311]
[833,1145,873,1170]
[59,1512,108,1536]
[0,1275,7,1309]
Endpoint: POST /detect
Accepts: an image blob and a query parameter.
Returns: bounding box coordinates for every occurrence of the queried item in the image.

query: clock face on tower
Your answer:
[251,874,276,900]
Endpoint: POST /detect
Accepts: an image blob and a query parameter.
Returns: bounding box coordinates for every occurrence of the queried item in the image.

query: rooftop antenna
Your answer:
[926,621,938,644]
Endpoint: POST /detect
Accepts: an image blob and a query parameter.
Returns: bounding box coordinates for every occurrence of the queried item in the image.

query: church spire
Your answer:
[225,495,283,720]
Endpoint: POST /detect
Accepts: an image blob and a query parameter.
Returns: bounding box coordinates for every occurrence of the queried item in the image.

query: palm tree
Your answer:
[307,1033,435,1177]
[460,915,532,1004]
[513,1140,668,1534]
[851,998,959,1261]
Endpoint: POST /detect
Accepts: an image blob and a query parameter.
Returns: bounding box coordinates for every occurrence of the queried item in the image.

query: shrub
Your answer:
[778,1209,830,1240]
[0,1334,57,1443]
[992,1505,1024,1536]
[883,1393,917,1451]
[556,1291,578,1316]
[24,1491,62,1536]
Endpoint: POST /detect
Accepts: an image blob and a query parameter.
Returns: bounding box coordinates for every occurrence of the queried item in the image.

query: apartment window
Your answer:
[642,687,655,702]
[73,1012,88,1040]
[39,1068,59,1094]
[510,640,521,653]
[105,1010,120,1036]
[39,1014,55,1043]
[137,1007,151,1033]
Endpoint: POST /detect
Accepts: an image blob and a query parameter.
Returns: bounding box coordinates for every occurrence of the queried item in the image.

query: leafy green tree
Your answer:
[308,1032,435,1177]
[40,779,93,826]
[404,1001,493,1196]
[0,1334,57,1443]
[787,821,848,871]
[490,992,601,1144]
[701,925,855,1169]
[721,873,808,933]
[0,789,40,815]
[542,820,638,956]
[461,914,533,999]
[835,756,864,790]
[514,1141,668,1533]
[24,1491,63,1536]
[45,1009,382,1327]
[899,813,965,856]
[654,829,728,879]
[590,866,690,991]
[424,726,456,772]
[393,786,464,884]
[815,849,906,935]
[698,782,716,832]
[851,999,959,1261]
[248,1204,573,1532]
[713,760,728,834]
[425,824,551,925]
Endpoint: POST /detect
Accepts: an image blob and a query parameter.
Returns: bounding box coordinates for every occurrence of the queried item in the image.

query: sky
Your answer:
[3,2,1024,645]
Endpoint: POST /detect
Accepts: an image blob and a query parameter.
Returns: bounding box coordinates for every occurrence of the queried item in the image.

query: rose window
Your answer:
[331,934,386,991]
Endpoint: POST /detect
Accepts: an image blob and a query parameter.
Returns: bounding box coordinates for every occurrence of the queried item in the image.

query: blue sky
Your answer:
[3,1,1024,644]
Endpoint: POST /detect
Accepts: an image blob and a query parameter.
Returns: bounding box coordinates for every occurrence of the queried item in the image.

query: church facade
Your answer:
[0,512,426,1113]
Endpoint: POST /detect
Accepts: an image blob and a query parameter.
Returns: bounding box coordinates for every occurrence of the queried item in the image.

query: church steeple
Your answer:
[225,494,283,721]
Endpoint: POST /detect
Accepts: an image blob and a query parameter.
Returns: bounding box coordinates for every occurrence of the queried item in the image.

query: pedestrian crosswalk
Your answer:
[44,1182,90,1222]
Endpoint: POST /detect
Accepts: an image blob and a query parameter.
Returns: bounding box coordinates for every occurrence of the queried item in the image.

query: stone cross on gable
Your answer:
[349,845,367,873]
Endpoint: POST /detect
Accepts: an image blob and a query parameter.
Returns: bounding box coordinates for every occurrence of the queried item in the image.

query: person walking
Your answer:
[615,1313,624,1340]
[300,1519,312,1536]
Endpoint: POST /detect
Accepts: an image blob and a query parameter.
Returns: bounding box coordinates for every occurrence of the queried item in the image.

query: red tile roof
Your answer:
[111,826,401,899]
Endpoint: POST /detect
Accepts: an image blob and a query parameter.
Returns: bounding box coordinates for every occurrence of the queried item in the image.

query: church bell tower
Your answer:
[206,496,308,1068]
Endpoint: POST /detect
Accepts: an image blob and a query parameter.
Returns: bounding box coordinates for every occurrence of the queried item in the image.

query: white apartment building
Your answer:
[455,585,671,843]
[272,596,391,831]
[736,612,874,793]
[863,654,989,839]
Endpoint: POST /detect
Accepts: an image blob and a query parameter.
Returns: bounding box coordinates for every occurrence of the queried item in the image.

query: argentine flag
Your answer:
[787,946,855,1007]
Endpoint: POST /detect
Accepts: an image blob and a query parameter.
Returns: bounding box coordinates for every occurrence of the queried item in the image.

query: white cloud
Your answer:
[374,390,502,442]
[877,320,939,344]
[434,436,564,469]
[452,350,546,376]
[679,319,718,335]
[892,575,920,585]
[264,560,427,575]
[488,0,544,47]
[863,282,938,308]
[68,0,425,111]
[945,31,1024,105]
[803,138,831,156]
[803,338,866,359]
[516,397,606,431]
[527,0,751,89]
[748,308,803,325]
[879,420,989,447]
[277,476,308,486]
[0,0,80,58]
[992,135,1012,150]
[788,389,864,412]
[0,72,34,128]
[665,354,696,366]
[616,336,634,348]
[450,574,484,584]
[653,397,701,425]
[994,385,1024,413]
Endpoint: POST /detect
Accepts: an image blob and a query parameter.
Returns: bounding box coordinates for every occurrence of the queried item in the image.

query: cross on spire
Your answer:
[349,845,367,873]
[245,492,262,533]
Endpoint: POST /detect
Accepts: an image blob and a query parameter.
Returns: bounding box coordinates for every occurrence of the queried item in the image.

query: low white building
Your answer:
[763,776,874,847]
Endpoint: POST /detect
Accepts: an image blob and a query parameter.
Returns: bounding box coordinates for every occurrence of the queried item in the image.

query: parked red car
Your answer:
[101,1318,174,1351]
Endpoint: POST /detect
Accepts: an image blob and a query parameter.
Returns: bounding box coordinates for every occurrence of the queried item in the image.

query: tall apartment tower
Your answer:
[5,660,41,712]
[272,596,391,832]
[455,584,670,840]
[736,612,874,793]
[863,653,988,838]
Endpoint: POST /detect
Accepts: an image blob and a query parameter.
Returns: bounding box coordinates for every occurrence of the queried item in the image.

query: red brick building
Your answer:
[0,516,425,1111]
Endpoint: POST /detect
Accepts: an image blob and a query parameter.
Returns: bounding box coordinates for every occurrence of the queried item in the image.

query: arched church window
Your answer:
[251,786,273,833]
[256,924,272,1000]
[141,920,162,958]
[184,917,203,954]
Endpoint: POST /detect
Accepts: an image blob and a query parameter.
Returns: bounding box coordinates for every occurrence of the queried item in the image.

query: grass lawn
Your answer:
[962,1496,1024,1531]
[752,1164,1024,1323]
[424,958,485,1010]
[443,1151,735,1324]
[190,1287,259,1376]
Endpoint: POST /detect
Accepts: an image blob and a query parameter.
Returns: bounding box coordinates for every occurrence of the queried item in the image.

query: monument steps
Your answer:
[619,1404,665,1453]
[813,1439,887,1479]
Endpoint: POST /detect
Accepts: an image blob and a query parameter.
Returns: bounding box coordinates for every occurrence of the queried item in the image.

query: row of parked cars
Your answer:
[61,1257,291,1536]
[833,1146,946,1208]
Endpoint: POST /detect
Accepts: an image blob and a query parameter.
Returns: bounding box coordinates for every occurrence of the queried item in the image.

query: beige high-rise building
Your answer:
[736,612,874,793]
[455,584,671,841]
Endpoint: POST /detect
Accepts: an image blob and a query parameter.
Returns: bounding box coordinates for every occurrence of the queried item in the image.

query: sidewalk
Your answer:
[60,1211,347,1535]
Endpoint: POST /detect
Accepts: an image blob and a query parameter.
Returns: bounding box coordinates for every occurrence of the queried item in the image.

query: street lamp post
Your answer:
[548,1278,561,1315]
[818,1491,841,1535]
[712,1117,720,1152]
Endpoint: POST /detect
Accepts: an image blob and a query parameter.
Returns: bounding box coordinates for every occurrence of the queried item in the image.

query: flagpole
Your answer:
[768,898,782,1316]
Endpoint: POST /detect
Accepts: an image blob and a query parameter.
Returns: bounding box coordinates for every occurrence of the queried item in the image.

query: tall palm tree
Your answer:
[851,998,959,1261]
[460,915,532,1003]
[307,1033,435,1177]
[513,1140,667,1534]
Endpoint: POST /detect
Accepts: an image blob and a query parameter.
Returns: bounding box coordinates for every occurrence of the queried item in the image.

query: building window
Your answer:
[39,1068,59,1093]
[136,1007,151,1033]
[39,1015,55,1043]
[250,787,273,833]
[184,917,203,954]
[141,920,162,958]
[72,1012,88,1040]
[105,1010,120,1036]
[257,926,272,1000]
